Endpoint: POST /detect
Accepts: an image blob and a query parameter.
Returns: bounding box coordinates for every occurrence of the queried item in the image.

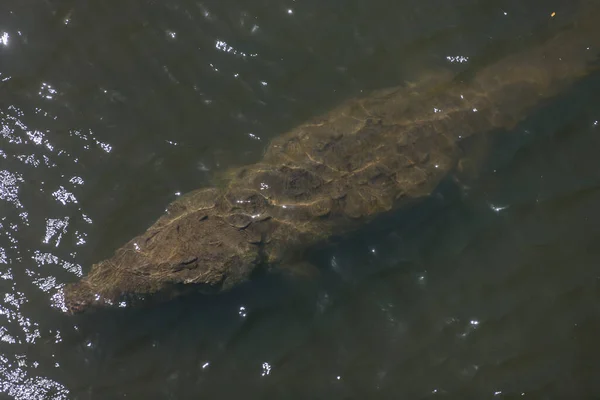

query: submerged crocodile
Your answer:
[64,4,600,313]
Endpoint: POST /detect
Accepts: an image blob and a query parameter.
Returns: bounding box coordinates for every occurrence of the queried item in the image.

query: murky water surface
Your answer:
[1,0,599,398]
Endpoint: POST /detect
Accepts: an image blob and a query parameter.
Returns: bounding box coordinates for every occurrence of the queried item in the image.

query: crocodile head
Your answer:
[63,188,267,313]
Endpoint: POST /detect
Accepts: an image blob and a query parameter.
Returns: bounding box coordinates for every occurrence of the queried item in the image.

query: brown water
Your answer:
[0,0,599,398]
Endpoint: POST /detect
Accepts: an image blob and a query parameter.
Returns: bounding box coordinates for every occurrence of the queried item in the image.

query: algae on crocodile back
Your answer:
[63,3,600,313]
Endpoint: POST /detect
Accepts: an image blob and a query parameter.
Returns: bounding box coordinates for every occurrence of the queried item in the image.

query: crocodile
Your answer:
[64,4,600,313]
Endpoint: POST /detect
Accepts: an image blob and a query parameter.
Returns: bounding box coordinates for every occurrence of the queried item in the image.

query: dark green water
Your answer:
[1,0,600,398]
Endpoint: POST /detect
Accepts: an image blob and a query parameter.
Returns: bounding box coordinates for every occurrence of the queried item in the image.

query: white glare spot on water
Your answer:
[43,217,69,247]
[458,318,482,338]
[174,191,181,196]
[336,375,341,380]
[166,140,178,146]
[26,130,45,146]
[494,391,502,396]
[52,186,77,205]
[215,40,235,53]
[97,141,112,153]
[33,250,82,277]
[15,154,42,167]
[260,81,268,86]
[287,9,293,14]
[0,329,16,344]
[75,231,87,246]
[435,164,439,168]
[489,203,508,213]
[202,362,210,369]
[261,362,272,376]
[248,133,261,140]
[166,30,176,39]
[51,289,69,312]
[39,82,58,100]
[69,176,84,185]
[239,306,247,317]
[594,120,598,126]
[472,108,478,112]
[0,170,24,209]
[4,292,26,308]
[0,32,8,46]
[446,55,469,63]
[215,40,256,57]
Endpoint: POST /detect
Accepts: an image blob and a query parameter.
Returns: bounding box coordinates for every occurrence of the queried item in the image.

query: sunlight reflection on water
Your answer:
[0,80,114,396]
[0,0,599,398]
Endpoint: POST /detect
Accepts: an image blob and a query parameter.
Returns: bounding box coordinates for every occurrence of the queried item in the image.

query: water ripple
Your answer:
[0,0,599,398]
